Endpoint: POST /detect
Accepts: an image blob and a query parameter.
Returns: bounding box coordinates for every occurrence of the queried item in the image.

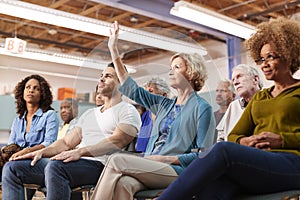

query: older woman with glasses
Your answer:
[157,17,300,200]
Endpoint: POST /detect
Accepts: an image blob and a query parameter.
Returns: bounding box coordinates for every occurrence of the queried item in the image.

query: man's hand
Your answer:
[50,149,81,163]
[11,149,43,166]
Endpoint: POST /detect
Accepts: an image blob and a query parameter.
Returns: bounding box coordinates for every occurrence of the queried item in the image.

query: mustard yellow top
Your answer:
[228,84,300,156]
[57,123,70,140]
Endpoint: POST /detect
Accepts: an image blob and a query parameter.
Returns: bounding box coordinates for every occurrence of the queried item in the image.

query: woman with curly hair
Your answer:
[157,17,300,200]
[6,74,59,160]
[90,21,216,200]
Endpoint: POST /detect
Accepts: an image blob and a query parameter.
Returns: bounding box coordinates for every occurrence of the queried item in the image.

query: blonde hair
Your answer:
[170,53,208,91]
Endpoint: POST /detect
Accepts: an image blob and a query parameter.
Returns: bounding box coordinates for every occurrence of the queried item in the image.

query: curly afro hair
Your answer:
[245,17,300,75]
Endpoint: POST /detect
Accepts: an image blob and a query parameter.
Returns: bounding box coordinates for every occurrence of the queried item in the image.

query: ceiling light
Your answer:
[170,1,256,39]
[130,16,139,23]
[0,45,137,74]
[48,29,58,35]
[122,44,130,50]
[0,65,99,82]
[0,0,207,55]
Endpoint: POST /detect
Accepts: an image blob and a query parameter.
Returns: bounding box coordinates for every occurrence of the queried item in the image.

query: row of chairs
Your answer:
[23,183,162,200]
[23,184,95,200]
[23,182,300,200]
[21,138,300,200]
[134,188,300,200]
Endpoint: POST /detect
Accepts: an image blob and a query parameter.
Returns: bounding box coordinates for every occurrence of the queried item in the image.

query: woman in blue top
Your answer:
[90,21,215,200]
[7,74,59,160]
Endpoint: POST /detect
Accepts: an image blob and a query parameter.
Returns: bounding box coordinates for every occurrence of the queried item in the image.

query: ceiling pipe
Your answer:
[91,0,229,40]
[239,0,300,20]
[0,0,207,55]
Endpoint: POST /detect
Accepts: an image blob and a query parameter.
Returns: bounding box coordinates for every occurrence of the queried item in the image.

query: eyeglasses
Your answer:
[255,54,280,65]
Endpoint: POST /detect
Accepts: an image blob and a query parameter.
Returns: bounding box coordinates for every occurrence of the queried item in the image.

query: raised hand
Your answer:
[108,21,119,52]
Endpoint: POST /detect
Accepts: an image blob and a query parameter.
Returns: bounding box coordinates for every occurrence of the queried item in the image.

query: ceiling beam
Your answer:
[92,0,228,39]
[0,0,207,55]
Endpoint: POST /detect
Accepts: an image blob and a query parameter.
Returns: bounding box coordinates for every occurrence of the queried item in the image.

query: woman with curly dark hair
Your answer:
[157,17,300,200]
[6,74,59,161]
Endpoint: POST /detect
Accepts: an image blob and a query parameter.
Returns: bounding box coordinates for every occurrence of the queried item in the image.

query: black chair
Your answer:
[133,189,300,200]
[134,189,164,199]
[23,183,95,200]
[235,190,300,200]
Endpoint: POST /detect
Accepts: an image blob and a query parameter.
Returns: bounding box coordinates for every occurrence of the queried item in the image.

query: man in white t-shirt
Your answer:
[216,64,262,142]
[2,63,141,200]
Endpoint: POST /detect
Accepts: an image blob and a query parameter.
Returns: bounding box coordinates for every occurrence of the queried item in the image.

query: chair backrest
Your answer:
[23,183,95,200]
[134,189,164,199]
[234,190,300,200]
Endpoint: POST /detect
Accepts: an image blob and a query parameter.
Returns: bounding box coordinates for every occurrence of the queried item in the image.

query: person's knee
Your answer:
[107,153,131,169]
[2,161,24,179]
[109,153,125,162]
[116,176,144,194]
[213,141,235,153]
[199,142,235,161]
[45,160,64,178]
[2,162,14,180]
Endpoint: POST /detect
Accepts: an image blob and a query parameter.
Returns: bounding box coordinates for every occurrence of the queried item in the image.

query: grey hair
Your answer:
[217,79,236,94]
[143,77,170,97]
[170,53,208,91]
[232,64,263,89]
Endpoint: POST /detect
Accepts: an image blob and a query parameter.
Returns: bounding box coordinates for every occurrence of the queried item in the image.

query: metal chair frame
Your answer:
[23,183,95,200]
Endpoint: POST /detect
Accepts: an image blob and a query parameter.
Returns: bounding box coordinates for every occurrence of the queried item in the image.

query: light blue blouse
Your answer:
[119,77,216,174]
[8,108,59,148]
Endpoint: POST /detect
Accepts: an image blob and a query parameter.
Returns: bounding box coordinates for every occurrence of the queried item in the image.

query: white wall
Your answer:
[2,41,299,111]
[0,54,101,101]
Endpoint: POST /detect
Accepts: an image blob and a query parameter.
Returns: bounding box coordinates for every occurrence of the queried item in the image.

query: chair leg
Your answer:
[24,187,29,200]
[82,190,93,200]
[23,184,46,200]
[82,191,88,200]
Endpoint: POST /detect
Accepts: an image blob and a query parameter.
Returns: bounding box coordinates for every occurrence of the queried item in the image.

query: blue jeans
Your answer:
[158,142,300,200]
[2,158,104,200]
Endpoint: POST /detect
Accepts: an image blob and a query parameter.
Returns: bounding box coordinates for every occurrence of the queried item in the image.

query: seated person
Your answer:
[57,98,78,140]
[216,64,262,142]
[1,63,141,200]
[135,77,170,153]
[90,21,215,200]
[214,80,235,126]
[0,74,59,181]
[157,17,300,200]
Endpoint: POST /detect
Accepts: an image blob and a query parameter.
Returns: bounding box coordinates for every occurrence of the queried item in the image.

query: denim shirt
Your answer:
[8,108,59,148]
[119,77,216,174]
